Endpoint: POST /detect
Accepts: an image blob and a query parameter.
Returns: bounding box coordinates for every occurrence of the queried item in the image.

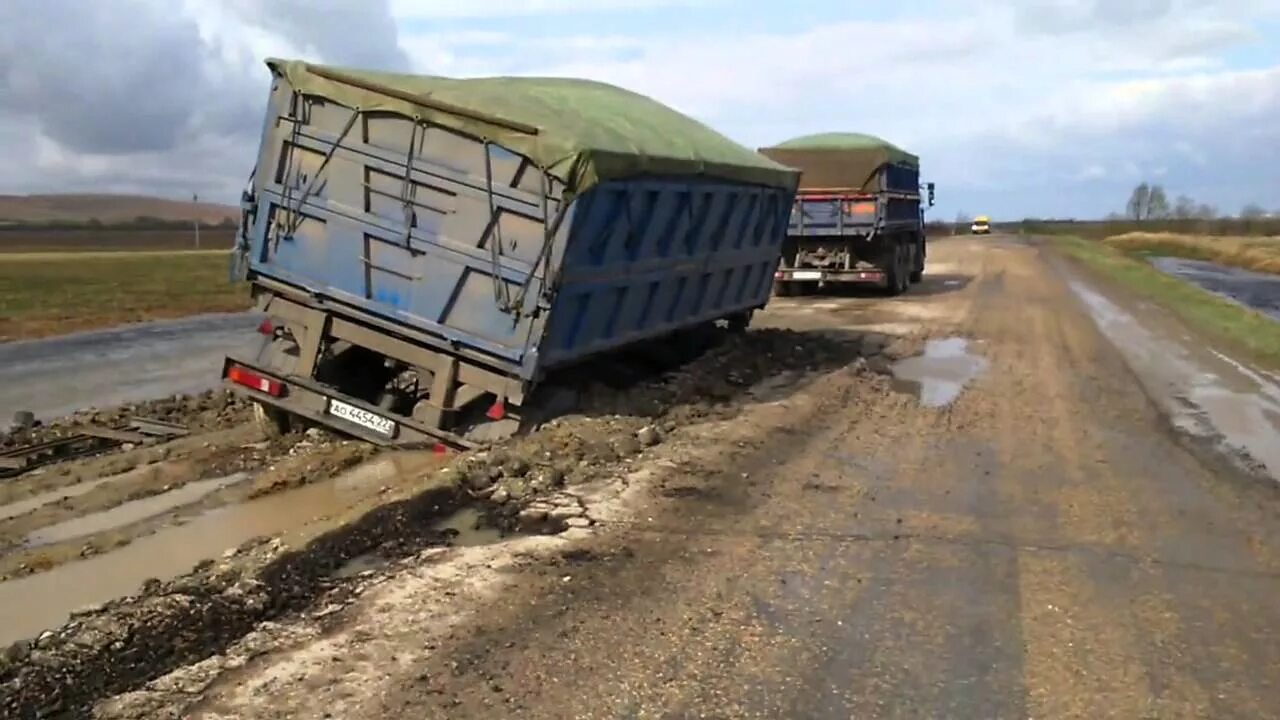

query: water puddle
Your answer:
[0,478,115,522]
[1150,257,1280,321]
[329,508,506,580]
[432,506,505,547]
[1069,278,1280,481]
[24,473,250,547]
[331,552,388,579]
[0,450,444,646]
[891,337,989,407]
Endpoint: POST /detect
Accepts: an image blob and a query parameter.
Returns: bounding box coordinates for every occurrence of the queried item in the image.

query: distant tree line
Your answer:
[1121,182,1273,221]
[0,216,238,231]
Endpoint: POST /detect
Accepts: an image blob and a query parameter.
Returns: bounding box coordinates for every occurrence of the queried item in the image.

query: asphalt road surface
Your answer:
[90,236,1280,719]
[0,312,261,424]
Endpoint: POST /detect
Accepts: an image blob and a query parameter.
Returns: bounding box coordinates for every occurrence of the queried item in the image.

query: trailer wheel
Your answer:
[726,310,752,333]
[252,401,293,439]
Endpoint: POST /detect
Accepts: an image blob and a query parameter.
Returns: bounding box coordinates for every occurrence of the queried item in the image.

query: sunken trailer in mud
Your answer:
[758,133,935,296]
[223,59,800,449]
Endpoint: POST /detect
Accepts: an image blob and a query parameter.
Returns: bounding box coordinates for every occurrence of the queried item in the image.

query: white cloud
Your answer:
[389,0,722,20]
[0,0,1276,218]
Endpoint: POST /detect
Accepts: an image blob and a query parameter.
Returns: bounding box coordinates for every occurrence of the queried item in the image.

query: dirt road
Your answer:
[9,235,1280,718]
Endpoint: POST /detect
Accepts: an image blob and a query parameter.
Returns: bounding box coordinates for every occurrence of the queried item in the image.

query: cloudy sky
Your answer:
[1,0,1277,219]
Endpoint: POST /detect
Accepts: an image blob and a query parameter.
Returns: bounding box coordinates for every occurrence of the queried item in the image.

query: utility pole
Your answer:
[192,192,201,249]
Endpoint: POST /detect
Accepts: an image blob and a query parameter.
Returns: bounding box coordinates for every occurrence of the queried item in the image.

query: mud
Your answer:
[0,387,251,452]
[23,473,250,547]
[1151,256,1280,321]
[0,327,881,719]
[1068,276,1280,483]
[0,450,423,649]
[0,477,114,522]
[0,434,377,582]
[890,336,989,407]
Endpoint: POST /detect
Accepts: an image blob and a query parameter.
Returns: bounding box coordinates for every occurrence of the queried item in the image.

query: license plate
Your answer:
[327,398,396,437]
[791,270,822,280]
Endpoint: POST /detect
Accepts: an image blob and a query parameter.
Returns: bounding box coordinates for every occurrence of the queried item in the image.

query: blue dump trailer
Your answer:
[758,133,935,296]
[222,59,800,447]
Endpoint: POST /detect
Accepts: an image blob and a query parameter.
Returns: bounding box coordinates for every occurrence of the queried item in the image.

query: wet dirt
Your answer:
[0,387,251,453]
[0,434,373,581]
[1067,275,1280,482]
[48,235,1280,720]
[890,336,989,407]
[432,506,506,547]
[0,327,879,718]
[0,450,440,648]
[23,472,250,547]
[1151,256,1280,321]
[0,477,114,522]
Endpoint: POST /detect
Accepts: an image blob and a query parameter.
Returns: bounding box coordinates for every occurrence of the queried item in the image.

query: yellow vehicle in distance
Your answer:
[970,215,991,234]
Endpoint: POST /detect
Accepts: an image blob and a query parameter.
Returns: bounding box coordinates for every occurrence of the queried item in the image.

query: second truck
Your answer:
[759,133,934,296]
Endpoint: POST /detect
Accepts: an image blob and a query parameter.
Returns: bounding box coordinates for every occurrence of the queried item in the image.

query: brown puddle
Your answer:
[24,473,250,547]
[0,451,444,647]
[431,506,506,547]
[0,478,115,522]
[890,337,988,407]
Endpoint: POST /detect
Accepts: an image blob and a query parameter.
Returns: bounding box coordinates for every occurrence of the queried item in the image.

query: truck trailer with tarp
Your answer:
[758,133,934,296]
[222,59,800,447]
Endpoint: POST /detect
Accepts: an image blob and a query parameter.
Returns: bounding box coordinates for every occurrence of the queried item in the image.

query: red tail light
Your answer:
[227,365,285,397]
[486,399,506,420]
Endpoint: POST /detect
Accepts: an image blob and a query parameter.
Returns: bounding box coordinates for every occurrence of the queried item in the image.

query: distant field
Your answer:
[0,193,238,225]
[1103,232,1280,275]
[0,228,237,253]
[0,250,251,341]
[1054,236,1280,369]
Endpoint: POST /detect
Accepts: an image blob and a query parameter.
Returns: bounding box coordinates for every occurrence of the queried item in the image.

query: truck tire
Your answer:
[253,401,293,439]
[909,240,924,283]
[884,244,907,297]
[726,310,752,333]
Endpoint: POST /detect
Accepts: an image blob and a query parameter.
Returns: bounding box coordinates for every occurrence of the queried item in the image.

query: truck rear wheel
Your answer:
[909,241,925,283]
[884,244,907,297]
[253,401,294,439]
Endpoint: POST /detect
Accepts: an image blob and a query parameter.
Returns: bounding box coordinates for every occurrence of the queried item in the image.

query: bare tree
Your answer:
[1126,182,1151,220]
[1195,203,1219,219]
[1173,195,1196,219]
[1147,185,1170,219]
[1240,202,1267,219]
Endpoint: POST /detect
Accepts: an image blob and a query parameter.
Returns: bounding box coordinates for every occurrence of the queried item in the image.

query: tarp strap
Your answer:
[231,167,258,282]
[482,141,515,313]
[399,122,423,249]
[281,107,361,241]
[508,170,563,322]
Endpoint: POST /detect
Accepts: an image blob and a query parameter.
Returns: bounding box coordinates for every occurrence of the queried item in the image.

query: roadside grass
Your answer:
[1054,236,1280,369]
[1103,232,1280,275]
[0,250,251,342]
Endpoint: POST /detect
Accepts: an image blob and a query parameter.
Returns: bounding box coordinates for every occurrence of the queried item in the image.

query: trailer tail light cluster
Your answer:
[226,364,285,397]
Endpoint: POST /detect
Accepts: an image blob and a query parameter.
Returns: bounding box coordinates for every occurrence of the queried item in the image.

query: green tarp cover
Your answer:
[267,59,799,198]
[758,132,918,192]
